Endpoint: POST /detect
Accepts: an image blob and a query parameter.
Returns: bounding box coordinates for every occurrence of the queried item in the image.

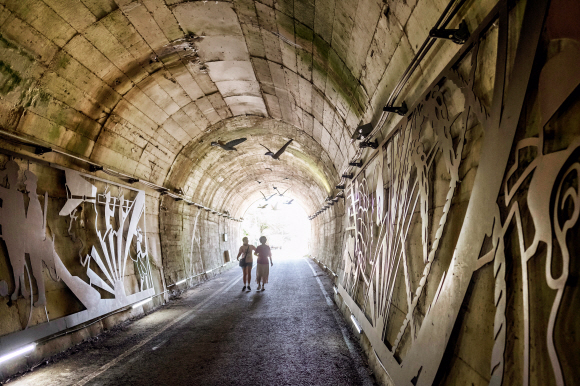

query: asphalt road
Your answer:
[6,258,376,386]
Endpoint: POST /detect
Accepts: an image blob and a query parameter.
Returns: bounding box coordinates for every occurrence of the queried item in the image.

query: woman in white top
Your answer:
[237,237,256,291]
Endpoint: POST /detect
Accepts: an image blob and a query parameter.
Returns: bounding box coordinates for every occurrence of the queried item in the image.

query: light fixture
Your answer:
[0,343,36,364]
[429,20,470,44]
[349,160,363,167]
[342,174,353,179]
[359,140,378,149]
[132,297,153,309]
[350,315,363,334]
[333,286,338,295]
[34,146,52,155]
[383,101,408,116]
[351,123,373,140]
[176,279,186,285]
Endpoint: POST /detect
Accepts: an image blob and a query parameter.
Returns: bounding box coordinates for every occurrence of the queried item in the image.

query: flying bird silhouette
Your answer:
[260,191,276,201]
[210,138,247,151]
[260,139,293,160]
[284,199,294,204]
[273,187,289,196]
[258,203,268,209]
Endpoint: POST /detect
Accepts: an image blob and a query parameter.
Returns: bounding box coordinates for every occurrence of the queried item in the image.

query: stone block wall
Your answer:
[309,0,580,385]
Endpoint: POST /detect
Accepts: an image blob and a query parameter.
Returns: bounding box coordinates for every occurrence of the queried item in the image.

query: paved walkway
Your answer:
[6,258,376,386]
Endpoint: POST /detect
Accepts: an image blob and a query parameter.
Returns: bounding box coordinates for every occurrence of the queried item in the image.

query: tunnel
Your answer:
[0,0,579,384]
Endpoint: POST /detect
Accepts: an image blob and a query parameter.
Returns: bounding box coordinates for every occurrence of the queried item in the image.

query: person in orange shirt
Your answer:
[254,236,273,291]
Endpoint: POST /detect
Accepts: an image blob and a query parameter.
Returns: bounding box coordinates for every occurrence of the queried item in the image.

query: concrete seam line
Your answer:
[304,258,375,386]
[73,273,241,386]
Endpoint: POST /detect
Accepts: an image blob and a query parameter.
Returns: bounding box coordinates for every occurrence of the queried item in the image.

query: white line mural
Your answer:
[0,165,154,356]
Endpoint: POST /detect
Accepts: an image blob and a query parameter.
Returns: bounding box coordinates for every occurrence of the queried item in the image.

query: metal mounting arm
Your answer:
[383,101,408,116]
[429,20,470,44]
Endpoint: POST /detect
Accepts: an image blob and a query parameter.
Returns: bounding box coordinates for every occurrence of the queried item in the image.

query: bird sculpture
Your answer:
[273,187,289,196]
[260,191,276,201]
[258,204,268,209]
[256,180,262,184]
[260,139,293,160]
[284,199,294,204]
[210,138,247,151]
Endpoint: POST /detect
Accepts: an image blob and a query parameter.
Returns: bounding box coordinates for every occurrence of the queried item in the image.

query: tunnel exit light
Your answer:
[350,315,363,334]
[0,343,36,365]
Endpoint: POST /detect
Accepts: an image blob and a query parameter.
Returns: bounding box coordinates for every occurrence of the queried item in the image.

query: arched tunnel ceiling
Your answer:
[0,0,470,213]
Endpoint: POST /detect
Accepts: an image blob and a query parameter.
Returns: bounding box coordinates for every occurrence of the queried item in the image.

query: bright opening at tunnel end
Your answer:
[241,196,311,260]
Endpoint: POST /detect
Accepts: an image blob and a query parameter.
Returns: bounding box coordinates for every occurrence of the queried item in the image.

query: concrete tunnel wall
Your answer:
[0,0,579,384]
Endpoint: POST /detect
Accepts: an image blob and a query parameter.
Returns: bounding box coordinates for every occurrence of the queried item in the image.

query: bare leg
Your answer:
[242,267,247,285]
[246,266,252,286]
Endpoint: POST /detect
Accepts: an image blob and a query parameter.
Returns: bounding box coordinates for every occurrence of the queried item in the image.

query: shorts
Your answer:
[241,260,253,268]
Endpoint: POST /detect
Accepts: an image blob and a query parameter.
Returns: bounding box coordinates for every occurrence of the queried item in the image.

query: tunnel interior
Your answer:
[0,0,579,384]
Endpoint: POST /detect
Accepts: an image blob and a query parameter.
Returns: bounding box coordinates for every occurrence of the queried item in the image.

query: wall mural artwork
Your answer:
[0,163,154,357]
[335,0,579,384]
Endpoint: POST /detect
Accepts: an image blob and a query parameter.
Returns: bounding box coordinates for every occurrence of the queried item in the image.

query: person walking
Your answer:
[237,237,255,291]
[255,236,273,291]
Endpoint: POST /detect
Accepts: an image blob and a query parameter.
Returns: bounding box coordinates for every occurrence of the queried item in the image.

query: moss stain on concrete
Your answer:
[0,60,22,94]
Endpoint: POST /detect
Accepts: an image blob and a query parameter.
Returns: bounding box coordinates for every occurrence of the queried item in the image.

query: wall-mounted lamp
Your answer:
[0,343,36,364]
[349,160,363,167]
[132,297,153,309]
[175,278,187,285]
[342,174,353,179]
[351,123,373,140]
[350,315,363,334]
[34,146,52,155]
[89,164,104,172]
[359,140,378,149]
[336,184,345,190]
[429,20,470,44]
[174,198,182,202]
[383,101,408,116]
[127,178,139,184]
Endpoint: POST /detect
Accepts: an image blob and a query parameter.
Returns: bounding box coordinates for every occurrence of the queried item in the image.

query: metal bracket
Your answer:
[352,123,374,140]
[349,160,363,167]
[429,20,470,44]
[359,140,379,149]
[336,184,345,190]
[383,101,408,116]
[89,164,104,172]
[342,174,354,179]
[127,178,139,184]
[34,146,52,155]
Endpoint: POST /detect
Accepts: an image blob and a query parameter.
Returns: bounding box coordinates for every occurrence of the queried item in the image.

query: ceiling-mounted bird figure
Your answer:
[284,199,294,204]
[210,138,247,151]
[273,187,289,196]
[260,191,276,201]
[258,203,268,209]
[260,139,293,160]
